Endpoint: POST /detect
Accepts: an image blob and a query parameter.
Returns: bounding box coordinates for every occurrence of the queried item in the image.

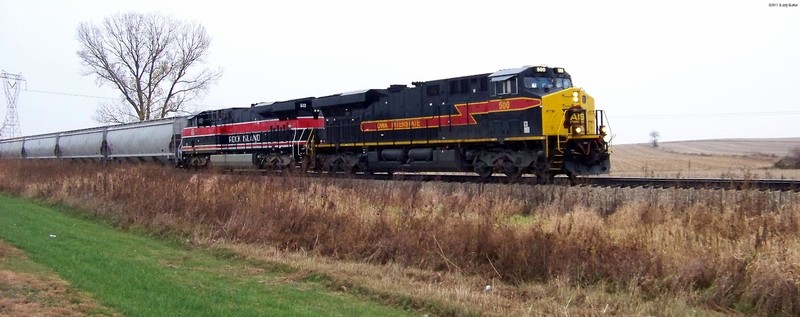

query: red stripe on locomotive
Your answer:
[182,117,324,137]
[360,98,540,132]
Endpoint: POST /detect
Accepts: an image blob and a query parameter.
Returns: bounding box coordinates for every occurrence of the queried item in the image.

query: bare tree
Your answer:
[77,12,221,123]
[649,131,660,148]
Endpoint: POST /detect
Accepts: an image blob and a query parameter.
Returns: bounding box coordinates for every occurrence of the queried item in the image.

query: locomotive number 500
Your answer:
[498,100,511,110]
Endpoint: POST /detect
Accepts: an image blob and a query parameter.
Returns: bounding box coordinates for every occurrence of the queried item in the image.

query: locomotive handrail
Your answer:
[547,109,565,152]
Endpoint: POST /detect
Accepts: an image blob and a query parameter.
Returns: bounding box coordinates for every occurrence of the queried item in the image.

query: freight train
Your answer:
[0,65,611,182]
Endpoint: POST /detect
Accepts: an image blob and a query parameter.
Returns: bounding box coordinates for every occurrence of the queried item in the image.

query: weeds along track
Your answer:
[2,160,800,316]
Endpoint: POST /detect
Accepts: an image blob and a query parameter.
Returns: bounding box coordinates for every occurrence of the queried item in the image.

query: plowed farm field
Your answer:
[609,138,800,179]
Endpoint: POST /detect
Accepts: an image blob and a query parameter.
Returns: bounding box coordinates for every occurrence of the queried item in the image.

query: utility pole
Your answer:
[0,71,26,139]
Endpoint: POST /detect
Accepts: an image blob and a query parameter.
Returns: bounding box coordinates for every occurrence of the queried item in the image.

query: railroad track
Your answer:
[336,173,800,192]
[576,177,800,192]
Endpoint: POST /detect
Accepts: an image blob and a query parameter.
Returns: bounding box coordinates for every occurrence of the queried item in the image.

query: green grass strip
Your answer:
[0,194,415,317]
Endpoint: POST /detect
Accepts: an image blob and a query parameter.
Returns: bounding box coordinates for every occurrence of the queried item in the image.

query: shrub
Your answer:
[775,147,800,169]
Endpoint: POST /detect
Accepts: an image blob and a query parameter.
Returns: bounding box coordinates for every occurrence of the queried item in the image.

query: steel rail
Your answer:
[576,177,800,192]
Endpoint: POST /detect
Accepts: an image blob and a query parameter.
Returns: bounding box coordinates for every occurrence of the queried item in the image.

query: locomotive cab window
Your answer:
[490,76,518,96]
[555,78,572,89]
[524,77,553,89]
[524,77,573,91]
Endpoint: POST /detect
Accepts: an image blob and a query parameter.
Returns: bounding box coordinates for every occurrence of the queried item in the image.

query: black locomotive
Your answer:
[181,65,611,181]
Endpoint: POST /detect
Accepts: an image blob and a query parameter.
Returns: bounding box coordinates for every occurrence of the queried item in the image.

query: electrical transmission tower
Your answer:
[0,71,26,139]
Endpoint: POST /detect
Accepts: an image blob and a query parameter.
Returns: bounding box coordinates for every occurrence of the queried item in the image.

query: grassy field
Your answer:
[0,240,117,316]
[1,159,799,316]
[0,194,415,317]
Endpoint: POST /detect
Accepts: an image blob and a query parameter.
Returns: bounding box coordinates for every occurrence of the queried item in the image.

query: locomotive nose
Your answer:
[552,87,597,136]
[562,87,587,107]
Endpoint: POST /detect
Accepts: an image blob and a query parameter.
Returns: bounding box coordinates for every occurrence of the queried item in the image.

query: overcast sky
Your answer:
[0,0,798,144]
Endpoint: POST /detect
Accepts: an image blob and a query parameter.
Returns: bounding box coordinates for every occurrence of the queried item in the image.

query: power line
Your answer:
[24,88,115,100]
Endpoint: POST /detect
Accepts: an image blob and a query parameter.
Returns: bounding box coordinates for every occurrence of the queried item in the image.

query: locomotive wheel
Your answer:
[535,172,555,185]
[326,162,339,174]
[339,161,352,175]
[189,157,203,170]
[255,154,268,169]
[474,161,493,179]
[325,159,348,175]
[313,158,324,173]
[533,161,554,184]
[502,160,523,182]
[345,163,357,175]
[300,158,310,174]
[351,161,368,175]
[566,171,578,186]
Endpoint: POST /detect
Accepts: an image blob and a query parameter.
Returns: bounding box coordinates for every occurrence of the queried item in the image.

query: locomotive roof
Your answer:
[314,89,383,108]
[489,65,568,78]
[341,89,370,96]
[251,97,313,114]
[489,66,532,78]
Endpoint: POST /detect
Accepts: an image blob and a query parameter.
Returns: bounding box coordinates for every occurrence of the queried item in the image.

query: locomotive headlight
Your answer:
[572,91,579,103]
[574,126,583,134]
[600,125,608,136]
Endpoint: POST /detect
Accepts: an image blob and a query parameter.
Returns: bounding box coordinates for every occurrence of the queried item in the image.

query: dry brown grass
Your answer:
[1,160,798,316]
